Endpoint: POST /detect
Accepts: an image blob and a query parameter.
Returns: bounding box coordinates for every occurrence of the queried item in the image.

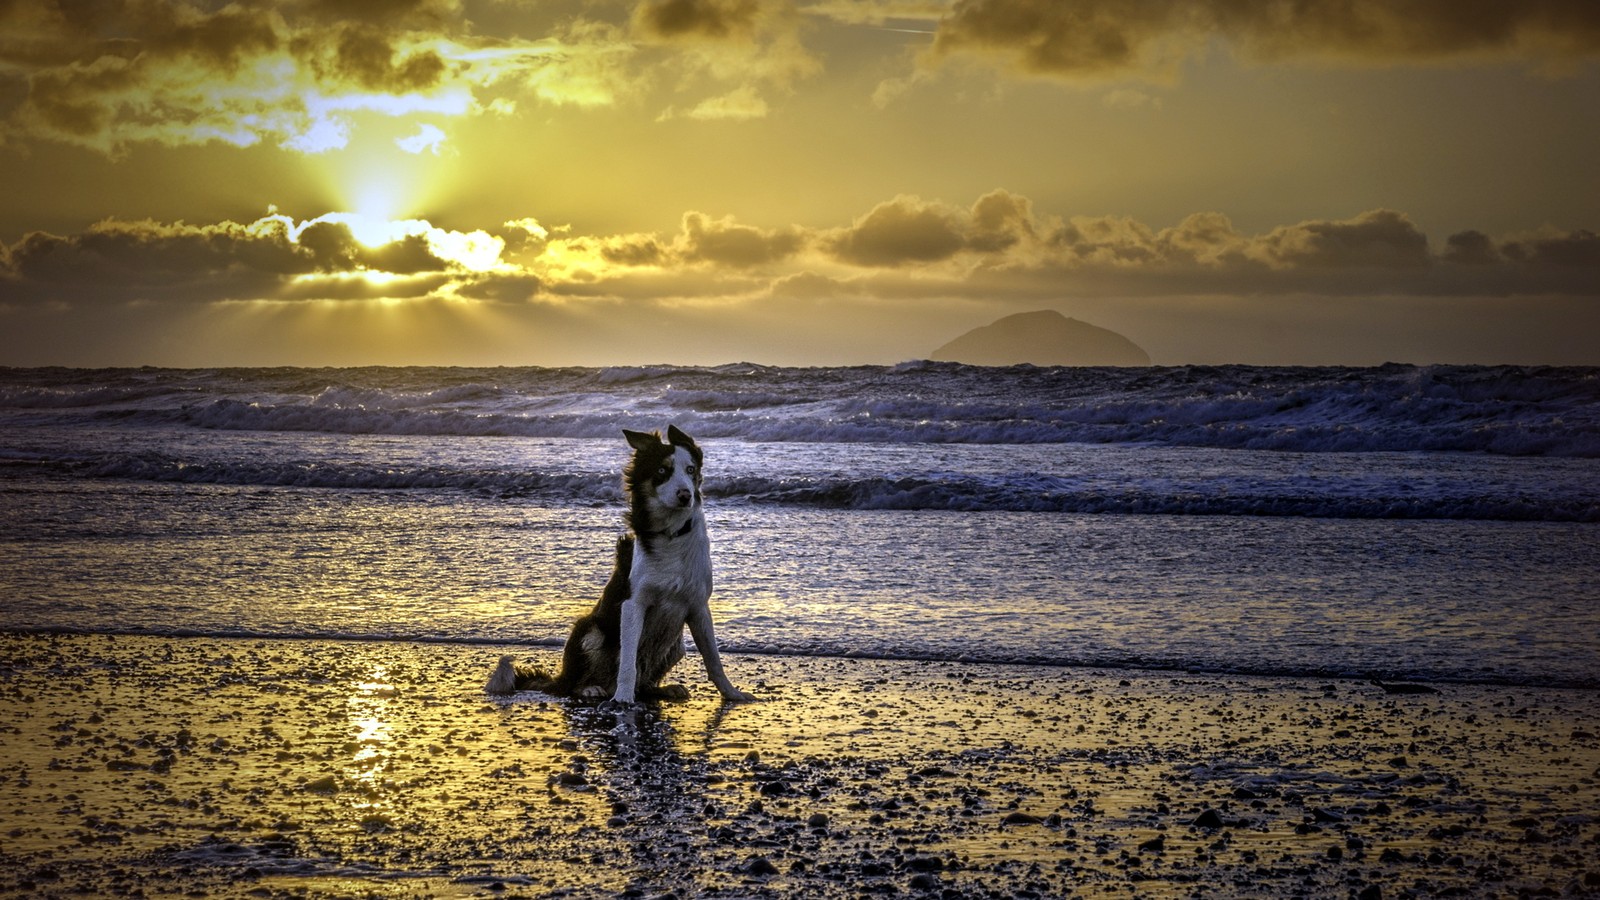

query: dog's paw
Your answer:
[719,687,758,703]
[655,683,690,701]
[576,684,609,700]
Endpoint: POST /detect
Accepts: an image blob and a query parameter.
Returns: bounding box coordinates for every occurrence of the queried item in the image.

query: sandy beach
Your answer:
[2,632,1597,898]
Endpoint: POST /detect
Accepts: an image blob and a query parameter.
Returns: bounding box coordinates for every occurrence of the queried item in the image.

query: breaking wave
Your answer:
[9,448,1597,521]
[3,363,1598,456]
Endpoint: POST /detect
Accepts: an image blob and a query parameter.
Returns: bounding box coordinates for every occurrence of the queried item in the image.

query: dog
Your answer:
[486,425,754,704]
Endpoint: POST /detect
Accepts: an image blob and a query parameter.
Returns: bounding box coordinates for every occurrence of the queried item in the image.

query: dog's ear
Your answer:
[666,424,695,448]
[623,429,660,451]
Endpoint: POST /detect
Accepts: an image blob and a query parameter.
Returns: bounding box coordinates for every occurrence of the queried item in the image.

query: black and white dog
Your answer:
[487,426,754,704]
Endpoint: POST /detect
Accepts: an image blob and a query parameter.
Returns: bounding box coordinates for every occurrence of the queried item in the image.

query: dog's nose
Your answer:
[676,488,693,506]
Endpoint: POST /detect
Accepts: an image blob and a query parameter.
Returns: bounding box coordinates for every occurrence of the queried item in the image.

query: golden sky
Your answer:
[1,0,1597,366]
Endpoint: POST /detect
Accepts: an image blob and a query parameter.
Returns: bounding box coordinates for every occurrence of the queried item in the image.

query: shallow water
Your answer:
[3,364,1598,687]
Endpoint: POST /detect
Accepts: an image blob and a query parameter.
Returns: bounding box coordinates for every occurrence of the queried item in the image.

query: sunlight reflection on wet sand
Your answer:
[3,633,1597,898]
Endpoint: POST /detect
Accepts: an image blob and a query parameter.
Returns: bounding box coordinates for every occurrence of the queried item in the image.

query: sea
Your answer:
[2,363,1598,689]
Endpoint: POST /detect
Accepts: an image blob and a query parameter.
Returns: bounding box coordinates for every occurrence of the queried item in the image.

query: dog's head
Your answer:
[623,425,704,527]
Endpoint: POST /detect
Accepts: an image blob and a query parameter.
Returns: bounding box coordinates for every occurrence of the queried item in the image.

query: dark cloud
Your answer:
[828,195,968,267]
[678,212,803,267]
[632,0,762,42]
[268,219,450,276]
[0,0,807,153]
[968,190,1037,253]
[454,272,544,303]
[295,220,364,273]
[584,213,804,269]
[20,55,140,138]
[1046,215,1164,266]
[146,3,283,72]
[597,235,669,267]
[1501,229,1600,266]
[1218,0,1600,65]
[3,201,1595,319]
[319,23,446,92]
[819,202,1384,276]
[357,233,454,274]
[824,190,1084,268]
[766,270,860,300]
[0,1,282,70]
[812,195,1597,299]
[4,218,312,286]
[930,2,1193,80]
[1254,209,1431,269]
[928,0,1600,81]
[0,0,617,153]
[300,0,463,29]
[0,214,477,306]
[1444,230,1499,265]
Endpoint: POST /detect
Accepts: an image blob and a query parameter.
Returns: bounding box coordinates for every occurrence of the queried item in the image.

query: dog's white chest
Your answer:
[633,525,712,603]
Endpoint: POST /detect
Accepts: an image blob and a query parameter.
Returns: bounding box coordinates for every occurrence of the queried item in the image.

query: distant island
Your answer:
[930,310,1151,366]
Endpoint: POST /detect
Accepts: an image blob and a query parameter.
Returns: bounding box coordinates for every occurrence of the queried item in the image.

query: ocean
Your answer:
[2,363,1598,688]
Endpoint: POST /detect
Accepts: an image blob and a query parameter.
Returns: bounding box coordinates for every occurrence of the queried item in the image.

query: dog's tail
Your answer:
[485,655,557,695]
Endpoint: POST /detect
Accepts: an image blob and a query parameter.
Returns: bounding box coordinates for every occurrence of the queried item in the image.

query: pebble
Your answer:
[5,634,1597,900]
[741,856,780,877]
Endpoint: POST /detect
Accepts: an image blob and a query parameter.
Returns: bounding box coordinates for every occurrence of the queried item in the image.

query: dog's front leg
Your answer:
[688,603,755,702]
[613,593,646,704]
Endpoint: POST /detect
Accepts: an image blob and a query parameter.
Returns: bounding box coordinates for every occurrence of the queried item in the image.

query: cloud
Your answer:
[3,196,1596,322]
[567,211,805,270]
[0,1,640,154]
[678,212,804,266]
[1500,227,1600,266]
[660,84,771,120]
[4,217,309,283]
[633,0,765,43]
[0,211,514,306]
[537,192,1598,304]
[317,23,448,92]
[827,195,969,266]
[632,0,821,111]
[822,190,1049,267]
[0,0,837,154]
[924,0,1600,83]
[503,19,643,109]
[1443,229,1500,266]
[1252,209,1431,269]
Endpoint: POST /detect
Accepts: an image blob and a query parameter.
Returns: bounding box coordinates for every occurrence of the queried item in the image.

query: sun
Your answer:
[294,137,507,274]
[313,128,432,230]
[347,179,408,247]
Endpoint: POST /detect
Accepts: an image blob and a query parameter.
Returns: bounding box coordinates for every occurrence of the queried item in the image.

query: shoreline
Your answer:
[3,632,1598,898]
[6,627,1592,692]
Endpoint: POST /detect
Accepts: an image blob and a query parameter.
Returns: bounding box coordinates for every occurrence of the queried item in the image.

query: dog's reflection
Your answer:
[556,699,741,889]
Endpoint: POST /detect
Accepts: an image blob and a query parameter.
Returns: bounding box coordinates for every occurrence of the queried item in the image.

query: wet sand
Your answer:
[2,632,1597,898]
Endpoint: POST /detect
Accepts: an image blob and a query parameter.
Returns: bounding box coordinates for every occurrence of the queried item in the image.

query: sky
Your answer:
[1,0,1597,368]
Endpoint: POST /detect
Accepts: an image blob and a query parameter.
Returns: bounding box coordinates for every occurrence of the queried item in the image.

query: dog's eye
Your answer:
[657,465,670,476]
[686,464,698,476]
